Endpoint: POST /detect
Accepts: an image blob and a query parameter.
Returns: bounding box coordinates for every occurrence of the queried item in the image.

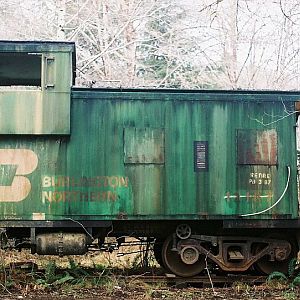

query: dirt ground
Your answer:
[0,244,299,300]
[0,284,299,300]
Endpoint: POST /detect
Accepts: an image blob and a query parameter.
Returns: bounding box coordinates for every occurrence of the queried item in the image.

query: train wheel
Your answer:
[161,235,205,277]
[254,236,297,275]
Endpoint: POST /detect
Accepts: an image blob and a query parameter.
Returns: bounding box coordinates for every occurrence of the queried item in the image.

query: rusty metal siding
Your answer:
[237,129,278,165]
[0,90,298,220]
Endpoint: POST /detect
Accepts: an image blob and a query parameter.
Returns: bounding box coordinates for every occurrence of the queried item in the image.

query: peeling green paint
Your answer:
[0,88,298,221]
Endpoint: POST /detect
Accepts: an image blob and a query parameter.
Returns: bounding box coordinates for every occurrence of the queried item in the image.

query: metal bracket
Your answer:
[44,56,55,89]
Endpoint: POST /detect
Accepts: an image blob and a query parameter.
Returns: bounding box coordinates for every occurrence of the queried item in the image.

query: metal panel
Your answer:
[124,128,164,164]
[234,165,276,202]
[0,90,70,134]
[126,165,163,215]
[237,129,277,165]
[0,90,297,221]
[72,88,300,103]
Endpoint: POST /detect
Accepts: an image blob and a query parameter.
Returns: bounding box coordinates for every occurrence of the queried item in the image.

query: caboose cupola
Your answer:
[0,41,75,134]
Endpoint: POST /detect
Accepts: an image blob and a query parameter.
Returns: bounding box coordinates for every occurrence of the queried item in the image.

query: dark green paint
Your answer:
[0,92,298,221]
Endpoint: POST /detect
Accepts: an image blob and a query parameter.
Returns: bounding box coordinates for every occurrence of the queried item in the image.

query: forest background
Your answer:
[0,0,300,90]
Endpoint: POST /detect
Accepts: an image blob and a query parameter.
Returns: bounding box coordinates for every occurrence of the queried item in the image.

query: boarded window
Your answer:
[124,128,165,164]
[237,129,278,165]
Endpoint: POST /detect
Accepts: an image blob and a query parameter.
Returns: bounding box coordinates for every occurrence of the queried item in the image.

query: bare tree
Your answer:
[1,0,300,90]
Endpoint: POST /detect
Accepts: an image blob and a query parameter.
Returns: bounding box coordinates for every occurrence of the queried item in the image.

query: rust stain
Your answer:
[226,192,230,201]
[117,212,128,220]
[237,129,277,165]
[198,212,208,219]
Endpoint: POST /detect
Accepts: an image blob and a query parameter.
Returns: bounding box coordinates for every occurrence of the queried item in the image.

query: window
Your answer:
[0,53,41,87]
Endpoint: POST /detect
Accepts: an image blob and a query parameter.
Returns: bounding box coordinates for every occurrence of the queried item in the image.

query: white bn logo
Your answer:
[0,149,38,202]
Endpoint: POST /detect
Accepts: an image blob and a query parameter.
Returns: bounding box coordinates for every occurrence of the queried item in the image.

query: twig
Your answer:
[0,282,11,295]
[249,101,299,126]
[279,0,296,25]
[205,251,216,296]
[64,218,94,241]
[128,272,151,286]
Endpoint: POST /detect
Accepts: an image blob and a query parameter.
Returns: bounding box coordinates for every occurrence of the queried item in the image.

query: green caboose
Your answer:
[0,41,299,276]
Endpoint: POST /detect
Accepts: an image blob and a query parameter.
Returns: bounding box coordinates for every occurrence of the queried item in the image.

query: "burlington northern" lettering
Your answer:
[42,190,118,203]
[42,176,128,189]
